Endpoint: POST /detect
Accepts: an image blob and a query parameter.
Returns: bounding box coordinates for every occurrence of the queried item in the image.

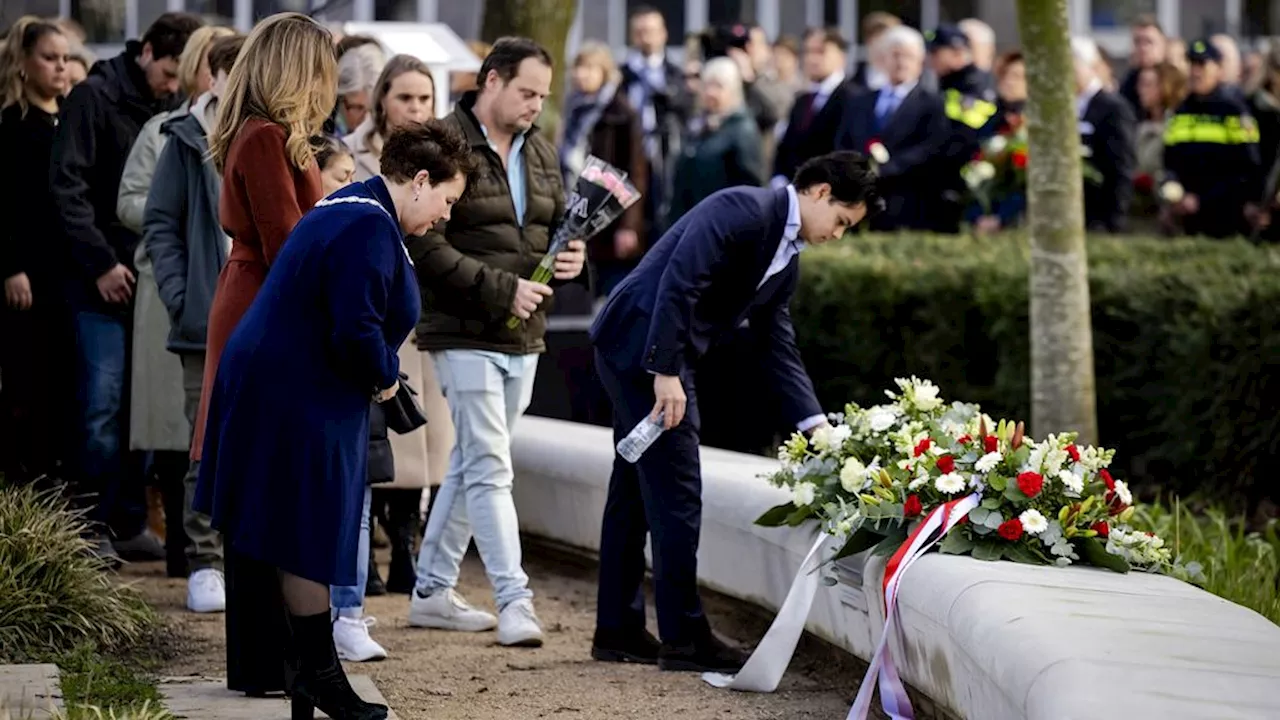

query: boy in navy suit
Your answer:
[588,151,880,673]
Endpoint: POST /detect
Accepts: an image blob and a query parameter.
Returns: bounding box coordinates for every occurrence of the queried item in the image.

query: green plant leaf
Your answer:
[987,474,1009,492]
[871,528,909,557]
[755,502,798,527]
[969,507,991,525]
[1075,536,1130,573]
[785,506,816,527]
[831,527,883,561]
[981,497,1003,510]
[972,540,1006,561]
[1003,485,1028,504]
[1004,542,1044,565]
[939,530,976,556]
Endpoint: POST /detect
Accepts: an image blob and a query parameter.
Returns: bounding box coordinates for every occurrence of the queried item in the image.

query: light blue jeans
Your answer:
[331,485,372,619]
[414,350,539,611]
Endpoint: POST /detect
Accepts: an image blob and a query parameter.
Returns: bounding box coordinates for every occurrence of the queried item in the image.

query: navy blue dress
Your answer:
[194,177,420,587]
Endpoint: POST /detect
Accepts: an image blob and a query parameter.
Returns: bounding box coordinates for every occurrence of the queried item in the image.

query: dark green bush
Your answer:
[791,233,1280,506]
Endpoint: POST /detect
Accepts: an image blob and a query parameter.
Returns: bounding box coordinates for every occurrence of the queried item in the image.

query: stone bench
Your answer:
[510,416,1280,720]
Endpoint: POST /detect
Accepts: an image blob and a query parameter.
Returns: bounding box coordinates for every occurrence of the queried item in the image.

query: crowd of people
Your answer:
[0,4,1276,717]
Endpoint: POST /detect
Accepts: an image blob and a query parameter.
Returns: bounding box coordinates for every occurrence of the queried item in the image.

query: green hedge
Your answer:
[792,233,1280,506]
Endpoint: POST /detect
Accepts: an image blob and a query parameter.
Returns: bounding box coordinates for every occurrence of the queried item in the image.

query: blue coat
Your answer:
[193,177,420,586]
[589,186,822,429]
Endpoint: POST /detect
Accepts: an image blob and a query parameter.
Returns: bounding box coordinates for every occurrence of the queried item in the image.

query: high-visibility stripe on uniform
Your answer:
[943,89,998,130]
[1163,113,1261,145]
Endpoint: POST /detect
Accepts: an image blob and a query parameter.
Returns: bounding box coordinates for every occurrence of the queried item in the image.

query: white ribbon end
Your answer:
[701,672,736,688]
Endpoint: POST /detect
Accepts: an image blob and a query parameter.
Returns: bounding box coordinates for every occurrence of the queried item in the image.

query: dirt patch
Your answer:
[127,543,882,720]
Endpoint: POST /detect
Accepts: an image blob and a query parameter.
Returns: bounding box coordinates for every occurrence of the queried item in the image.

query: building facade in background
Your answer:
[2,0,1277,65]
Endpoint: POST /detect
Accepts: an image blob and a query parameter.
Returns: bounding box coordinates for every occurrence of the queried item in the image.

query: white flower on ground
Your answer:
[840,457,867,493]
[868,142,890,164]
[935,472,966,494]
[867,407,897,433]
[975,451,1003,473]
[1019,509,1049,535]
[1058,469,1084,495]
[792,482,817,507]
[1113,480,1133,505]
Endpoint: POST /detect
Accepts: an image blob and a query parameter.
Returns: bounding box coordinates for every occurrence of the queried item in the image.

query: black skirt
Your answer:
[223,546,292,696]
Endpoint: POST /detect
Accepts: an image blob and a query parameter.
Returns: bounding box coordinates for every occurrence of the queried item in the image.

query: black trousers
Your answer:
[0,298,73,485]
[593,350,707,645]
[223,546,291,695]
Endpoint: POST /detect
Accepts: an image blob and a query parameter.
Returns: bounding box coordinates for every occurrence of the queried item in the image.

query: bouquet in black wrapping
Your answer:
[506,156,642,328]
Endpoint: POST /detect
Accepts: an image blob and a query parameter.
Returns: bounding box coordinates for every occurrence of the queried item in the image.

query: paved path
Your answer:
[130,544,876,720]
[161,675,398,719]
[0,663,62,719]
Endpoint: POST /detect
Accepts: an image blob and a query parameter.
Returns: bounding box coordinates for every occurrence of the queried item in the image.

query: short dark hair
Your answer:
[1131,14,1164,34]
[794,151,881,209]
[804,26,849,53]
[381,119,478,186]
[629,4,663,22]
[141,12,204,61]
[477,36,553,89]
[206,34,245,77]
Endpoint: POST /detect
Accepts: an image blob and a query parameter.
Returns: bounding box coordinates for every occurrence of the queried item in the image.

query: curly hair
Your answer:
[380,119,477,185]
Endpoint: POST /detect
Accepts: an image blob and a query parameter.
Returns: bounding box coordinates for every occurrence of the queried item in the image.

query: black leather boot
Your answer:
[365,541,386,597]
[657,621,749,674]
[287,611,388,720]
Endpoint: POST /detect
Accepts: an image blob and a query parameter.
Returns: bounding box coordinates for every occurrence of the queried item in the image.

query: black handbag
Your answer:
[379,371,427,435]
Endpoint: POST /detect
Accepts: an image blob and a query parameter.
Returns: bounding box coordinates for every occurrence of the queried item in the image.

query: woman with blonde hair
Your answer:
[0,16,70,490]
[190,11,336,699]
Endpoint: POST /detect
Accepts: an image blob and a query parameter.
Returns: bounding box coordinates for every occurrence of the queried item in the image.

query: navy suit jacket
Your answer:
[589,186,822,428]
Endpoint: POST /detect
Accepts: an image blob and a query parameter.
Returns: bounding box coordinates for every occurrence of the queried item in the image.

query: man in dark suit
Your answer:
[771,27,856,187]
[1073,37,1137,233]
[835,25,950,231]
[587,152,879,674]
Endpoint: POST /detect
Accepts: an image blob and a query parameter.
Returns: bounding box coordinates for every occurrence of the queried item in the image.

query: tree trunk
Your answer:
[480,0,578,132]
[1015,0,1098,445]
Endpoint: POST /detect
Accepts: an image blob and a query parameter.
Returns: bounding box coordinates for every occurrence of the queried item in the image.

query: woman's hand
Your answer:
[375,380,399,402]
[4,273,32,310]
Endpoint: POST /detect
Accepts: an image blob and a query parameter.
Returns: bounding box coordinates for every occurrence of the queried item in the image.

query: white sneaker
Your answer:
[186,568,226,614]
[333,616,388,662]
[497,598,544,648]
[408,588,498,632]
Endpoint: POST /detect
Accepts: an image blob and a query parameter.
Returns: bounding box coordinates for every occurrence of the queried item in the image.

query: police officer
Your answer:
[1162,39,1263,239]
[927,23,1000,233]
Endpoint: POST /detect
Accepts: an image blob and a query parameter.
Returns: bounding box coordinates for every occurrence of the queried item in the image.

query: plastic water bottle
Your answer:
[617,412,666,463]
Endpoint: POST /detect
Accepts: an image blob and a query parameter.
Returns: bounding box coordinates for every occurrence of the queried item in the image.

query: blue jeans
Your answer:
[415,350,538,610]
[75,310,144,535]
[331,485,373,618]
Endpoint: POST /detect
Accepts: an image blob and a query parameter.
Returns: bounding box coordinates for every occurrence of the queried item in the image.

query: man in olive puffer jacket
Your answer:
[406,36,586,649]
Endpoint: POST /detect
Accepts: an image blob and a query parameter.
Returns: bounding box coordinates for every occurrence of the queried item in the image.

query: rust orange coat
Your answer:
[191,117,323,460]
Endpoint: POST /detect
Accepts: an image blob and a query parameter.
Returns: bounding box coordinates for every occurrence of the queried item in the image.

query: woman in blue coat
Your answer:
[194,121,474,720]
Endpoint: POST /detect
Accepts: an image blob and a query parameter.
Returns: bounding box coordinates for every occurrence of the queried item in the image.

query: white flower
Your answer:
[974,451,1003,473]
[895,376,943,412]
[986,135,1008,154]
[867,407,897,433]
[1019,509,1049,535]
[792,482,817,507]
[1058,469,1084,495]
[908,474,930,491]
[935,472,966,494]
[1113,480,1133,506]
[1160,180,1185,203]
[840,457,867,493]
[830,423,852,445]
[810,425,837,453]
[834,518,854,538]
[1043,446,1068,475]
[868,142,890,164]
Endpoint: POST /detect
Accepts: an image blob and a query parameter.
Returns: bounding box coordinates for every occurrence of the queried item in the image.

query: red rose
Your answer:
[972,150,984,162]
[1099,469,1115,490]
[1092,521,1109,538]
[913,438,932,457]
[983,435,998,453]
[936,454,955,474]
[1012,149,1028,169]
[903,495,923,518]
[997,518,1024,541]
[1016,471,1044,498]
[1134,172,1154,194]
[956,434,971,445]
[1105,492,1127,516]
[1066,444,1080,462]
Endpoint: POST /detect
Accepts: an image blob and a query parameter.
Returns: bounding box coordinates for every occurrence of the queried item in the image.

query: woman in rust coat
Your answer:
[197,12,337,697]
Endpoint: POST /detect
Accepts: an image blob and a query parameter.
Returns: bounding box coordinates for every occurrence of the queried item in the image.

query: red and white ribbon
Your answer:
[847,493,981,720]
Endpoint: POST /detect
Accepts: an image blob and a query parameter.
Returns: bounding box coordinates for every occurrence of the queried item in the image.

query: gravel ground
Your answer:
[130,542,880,720]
